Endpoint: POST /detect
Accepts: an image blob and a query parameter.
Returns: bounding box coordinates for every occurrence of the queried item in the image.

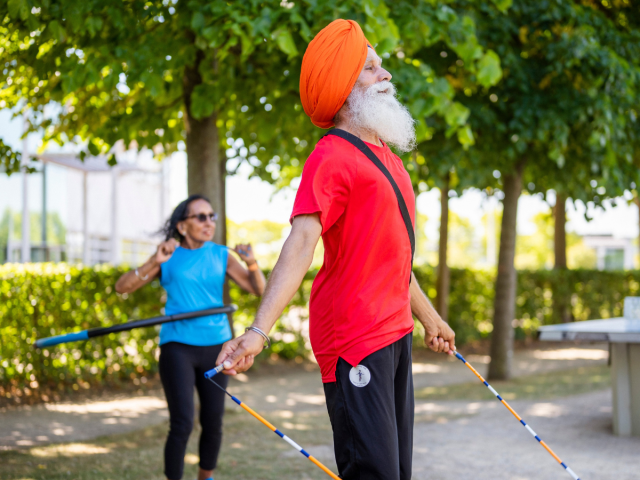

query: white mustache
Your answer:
[367,81,395,95]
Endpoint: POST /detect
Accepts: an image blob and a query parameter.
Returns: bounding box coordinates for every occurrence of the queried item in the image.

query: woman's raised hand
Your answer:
[234,243,256,265]
[155,239,179,264]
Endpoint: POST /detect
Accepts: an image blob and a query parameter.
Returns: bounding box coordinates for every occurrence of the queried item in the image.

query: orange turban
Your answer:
[300,19,373,129]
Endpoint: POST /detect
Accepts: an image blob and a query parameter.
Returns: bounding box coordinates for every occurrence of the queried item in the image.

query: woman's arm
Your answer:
[115,239,178,294]
[226,244,266,295]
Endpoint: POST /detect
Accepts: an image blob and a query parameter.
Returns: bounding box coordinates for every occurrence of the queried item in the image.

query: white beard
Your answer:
[345,81,416,153]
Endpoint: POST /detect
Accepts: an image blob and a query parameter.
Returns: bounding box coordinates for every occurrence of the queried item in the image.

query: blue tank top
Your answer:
[159,242,233,346]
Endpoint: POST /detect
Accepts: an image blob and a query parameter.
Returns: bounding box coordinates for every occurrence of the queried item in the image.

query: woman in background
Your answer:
[115,194,265,480]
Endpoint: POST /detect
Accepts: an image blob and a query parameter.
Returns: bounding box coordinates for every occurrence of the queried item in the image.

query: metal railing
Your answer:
[0,236,157,266]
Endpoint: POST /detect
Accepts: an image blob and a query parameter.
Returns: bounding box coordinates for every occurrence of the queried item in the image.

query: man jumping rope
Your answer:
[217,19,455,480]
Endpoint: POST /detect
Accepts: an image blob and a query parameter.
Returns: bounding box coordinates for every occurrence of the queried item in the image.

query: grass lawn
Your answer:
[415,364,610,401]
[1,364,610,479]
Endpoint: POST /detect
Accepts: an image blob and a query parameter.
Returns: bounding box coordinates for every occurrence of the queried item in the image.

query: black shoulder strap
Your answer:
[325,129,415,283]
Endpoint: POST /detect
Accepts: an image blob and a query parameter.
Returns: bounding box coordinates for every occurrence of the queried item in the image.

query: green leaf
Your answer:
[273,29,298,58]
[477,50,502,87]
[107,154,117,167]
[190,84,216,119]
[489,0,512,13]
[457,125,475,149]
[8,0,29,20]
[191,12,206,31]
[47,20,66,42]
[85,17,104,37]
[88,142,100,156]
[376,38,396,55]
[362,0,399,53]
[444,102,470,128]
[410,98,426,117]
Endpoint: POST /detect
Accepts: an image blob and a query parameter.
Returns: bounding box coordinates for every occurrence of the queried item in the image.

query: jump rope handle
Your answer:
[204,363,225,379]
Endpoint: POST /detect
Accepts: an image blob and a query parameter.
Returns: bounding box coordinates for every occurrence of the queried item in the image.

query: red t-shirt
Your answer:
[290,134,415,383]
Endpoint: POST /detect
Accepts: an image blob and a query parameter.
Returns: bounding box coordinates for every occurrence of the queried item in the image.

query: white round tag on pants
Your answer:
[349,365,371,387]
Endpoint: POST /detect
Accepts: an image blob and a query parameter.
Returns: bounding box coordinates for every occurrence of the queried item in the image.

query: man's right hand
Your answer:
[216,330,265,375]
[155,239,179,264]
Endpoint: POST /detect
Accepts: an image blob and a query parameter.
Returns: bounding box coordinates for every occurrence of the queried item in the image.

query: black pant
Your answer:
[323,333,414,480]
[159,342,229,480]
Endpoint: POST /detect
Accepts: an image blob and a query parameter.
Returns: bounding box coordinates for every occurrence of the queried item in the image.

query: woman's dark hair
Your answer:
[159,194,211,242]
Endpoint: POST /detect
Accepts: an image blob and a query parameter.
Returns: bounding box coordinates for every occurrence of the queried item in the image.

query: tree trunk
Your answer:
[553,192,571,323]
[183,50,226,247]
[488,160,525,381]
[183,49,233,334]
[635,196,640,269]
[435,174,450,323]
[554,192,567,269]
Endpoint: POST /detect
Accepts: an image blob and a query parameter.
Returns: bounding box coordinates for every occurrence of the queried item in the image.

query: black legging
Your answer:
[159,342,229,480]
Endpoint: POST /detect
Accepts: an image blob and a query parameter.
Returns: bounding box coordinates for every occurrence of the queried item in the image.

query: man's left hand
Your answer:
[424,318,456,354]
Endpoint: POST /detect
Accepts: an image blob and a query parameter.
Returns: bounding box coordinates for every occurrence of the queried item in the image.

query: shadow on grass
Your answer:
[415,364,610,401]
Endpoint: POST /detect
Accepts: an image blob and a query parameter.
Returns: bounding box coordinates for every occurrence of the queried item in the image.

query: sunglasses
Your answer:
[185,213,218,223]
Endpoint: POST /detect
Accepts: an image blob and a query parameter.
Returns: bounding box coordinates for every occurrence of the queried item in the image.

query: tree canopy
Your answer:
[1,0,505,173]
[426,0,640,379]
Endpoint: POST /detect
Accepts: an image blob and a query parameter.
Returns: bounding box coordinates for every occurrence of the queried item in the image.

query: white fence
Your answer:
[2,234,157,267]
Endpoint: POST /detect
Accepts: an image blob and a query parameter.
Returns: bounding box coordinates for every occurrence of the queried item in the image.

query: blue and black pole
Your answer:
[34,305,238,349]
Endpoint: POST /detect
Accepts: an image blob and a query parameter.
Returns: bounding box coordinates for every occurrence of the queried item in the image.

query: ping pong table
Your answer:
[538,297,640,437]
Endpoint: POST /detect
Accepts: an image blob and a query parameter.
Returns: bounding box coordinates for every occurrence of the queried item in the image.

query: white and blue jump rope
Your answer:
[204,364,341,479]
[451,350,581,480]
[34,309,581,479]
[204,350,582,480]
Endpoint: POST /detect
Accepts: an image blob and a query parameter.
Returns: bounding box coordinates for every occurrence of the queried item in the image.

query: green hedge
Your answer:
[1,263,639,405]
[0,263,316,404]
[0,264,164,404]
[515,269,640,337]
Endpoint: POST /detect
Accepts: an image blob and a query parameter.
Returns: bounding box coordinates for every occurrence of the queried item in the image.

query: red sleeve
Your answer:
[290,139,357,234]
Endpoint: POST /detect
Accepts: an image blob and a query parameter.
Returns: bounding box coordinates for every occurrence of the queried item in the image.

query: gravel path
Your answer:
[3,343,630,479]
[412,391,640,480]
[286,391,640,479]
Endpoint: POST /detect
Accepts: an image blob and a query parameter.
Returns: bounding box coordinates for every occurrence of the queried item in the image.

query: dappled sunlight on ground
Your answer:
[466,354,491,364]
[412,363,443,373]
[274,410,294,418]
[184,453,199,464]
[44,397,166,415]
[281,443,334,460]
[288,393,326,405]
[525,402,565,418]
[282,421,314,431]
[0,394,168,450]
[30,443,112,457]
[532,348,609,360]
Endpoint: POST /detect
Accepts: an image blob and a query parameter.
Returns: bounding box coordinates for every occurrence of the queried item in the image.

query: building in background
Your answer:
[582,235,636,271]
[1,141,176,266]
